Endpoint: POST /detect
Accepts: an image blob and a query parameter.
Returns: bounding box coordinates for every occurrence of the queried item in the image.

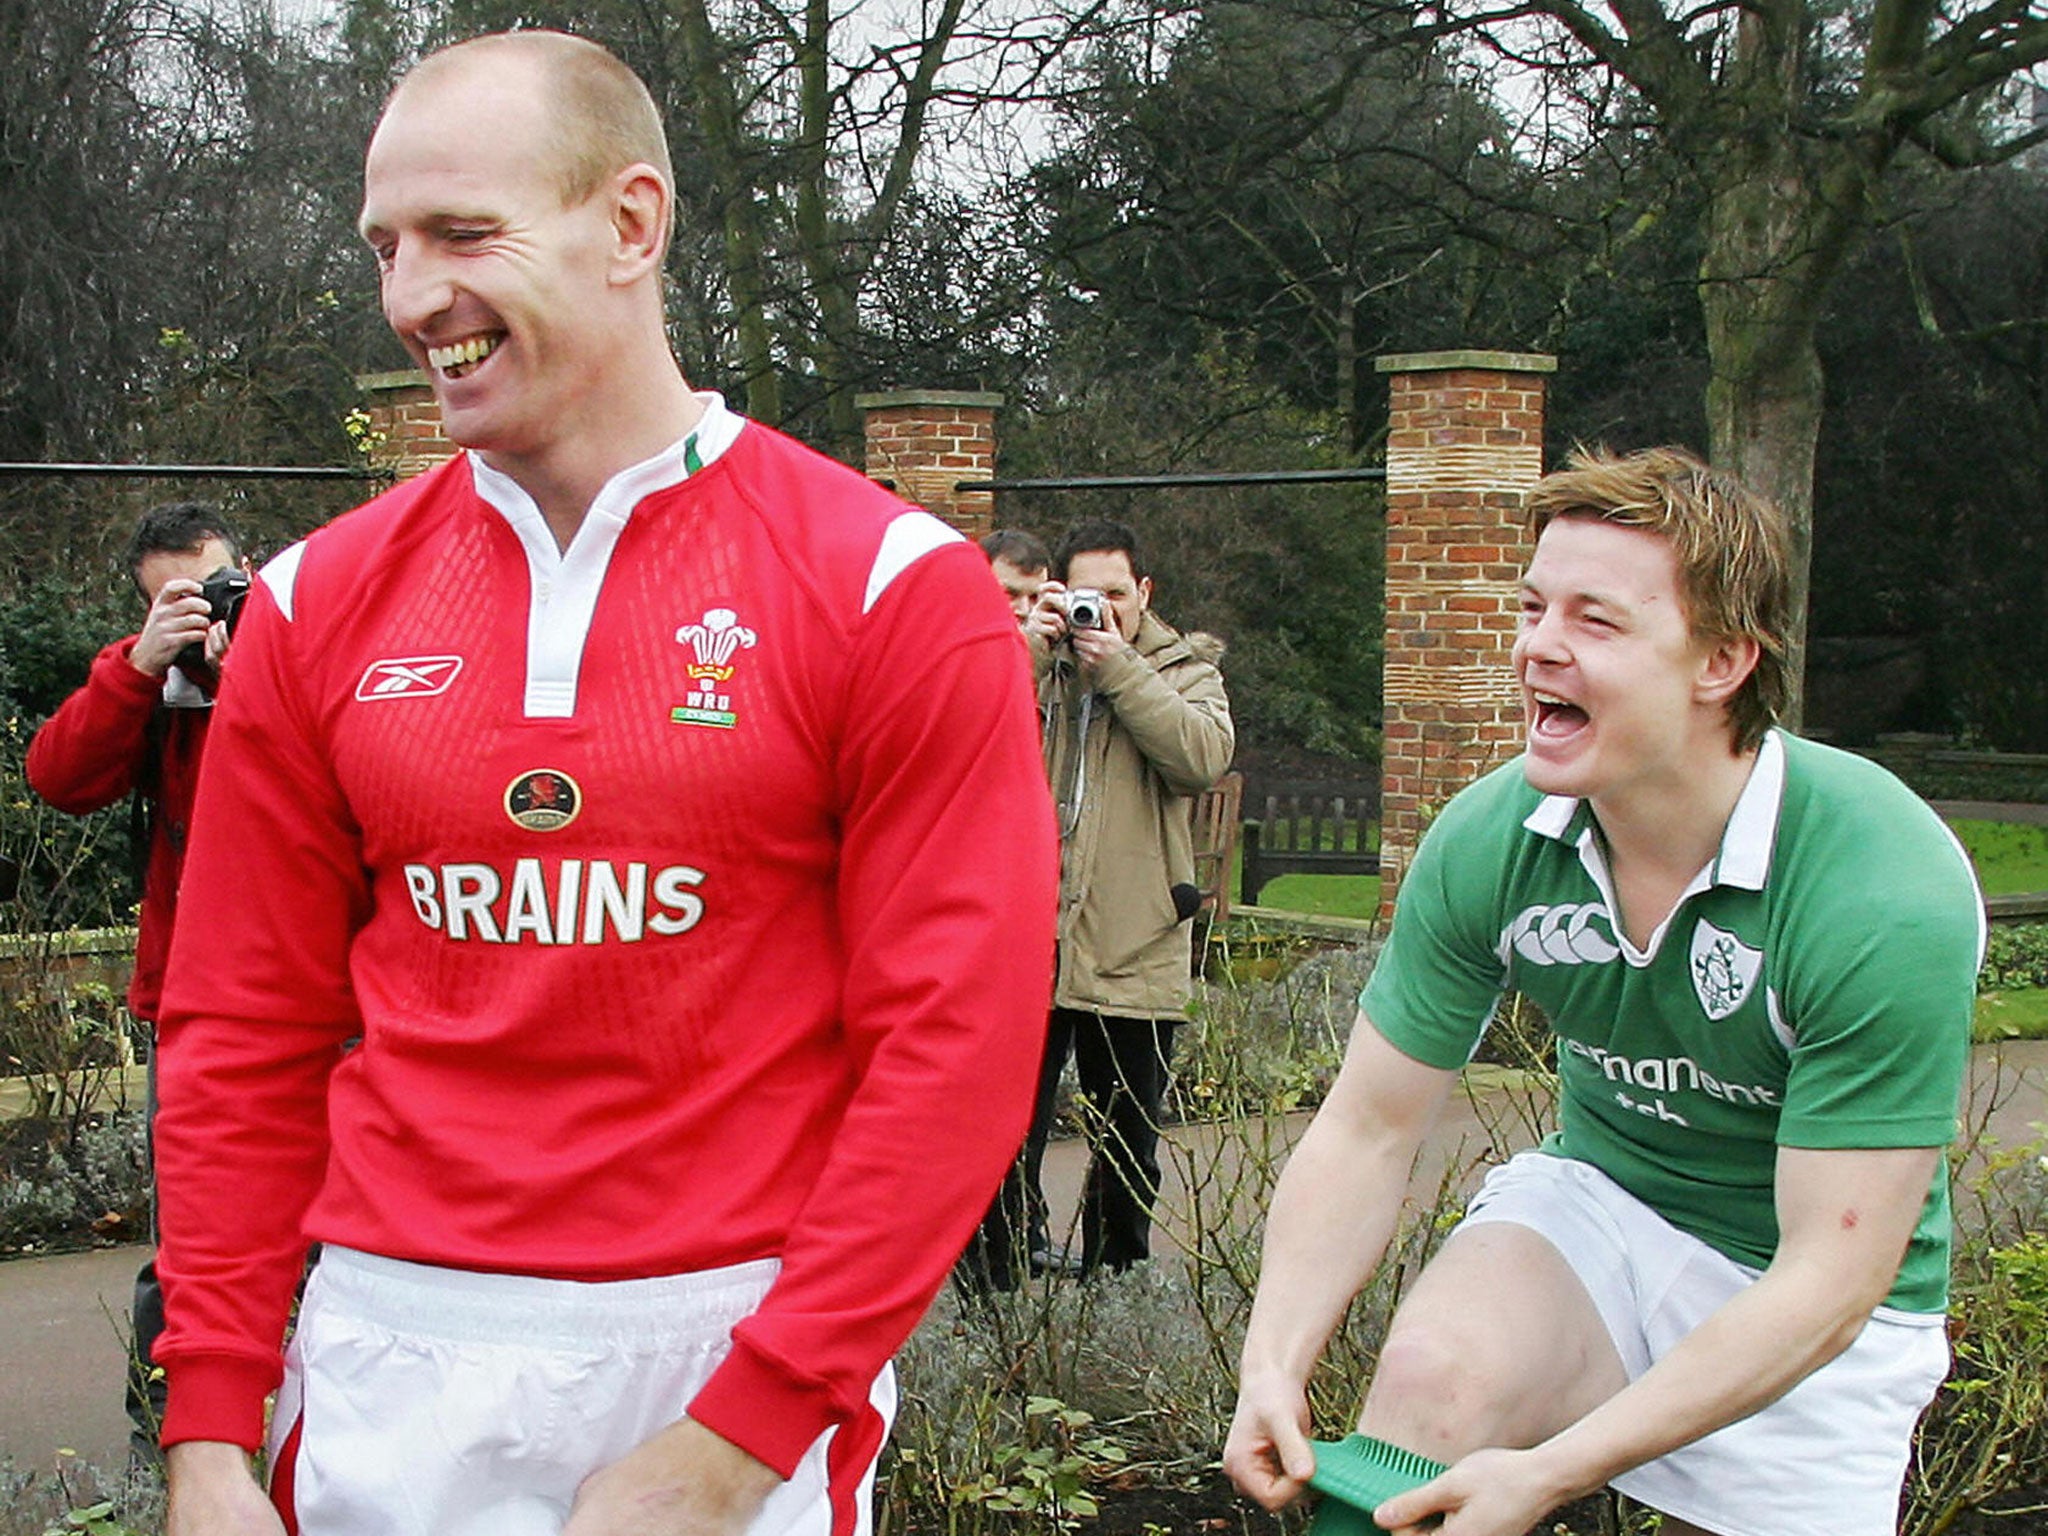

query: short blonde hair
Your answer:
[396,32,673,231]
[1525,446,1793,752]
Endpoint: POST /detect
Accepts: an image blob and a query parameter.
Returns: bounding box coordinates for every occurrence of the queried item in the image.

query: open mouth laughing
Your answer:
[1531,689,1590,739]
[426,333,502,380]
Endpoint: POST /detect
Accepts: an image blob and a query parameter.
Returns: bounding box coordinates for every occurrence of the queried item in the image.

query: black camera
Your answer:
[175,565,252,674]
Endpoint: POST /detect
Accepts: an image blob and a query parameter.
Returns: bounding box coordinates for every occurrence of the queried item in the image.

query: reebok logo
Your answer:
[1500,903,1620,967]
[356,656,463,701]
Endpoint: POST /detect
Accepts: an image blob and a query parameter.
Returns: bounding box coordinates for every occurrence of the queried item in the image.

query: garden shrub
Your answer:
[1981,922,2048,992]
[4,935,2045,1536]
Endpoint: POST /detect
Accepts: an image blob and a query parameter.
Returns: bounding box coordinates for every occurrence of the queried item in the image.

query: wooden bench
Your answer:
[1190,771,1243,922]
[1239,777,1381,907]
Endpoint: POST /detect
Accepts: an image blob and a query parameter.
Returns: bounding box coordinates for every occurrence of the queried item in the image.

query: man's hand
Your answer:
[1068,618,1133,673]
[165,1440,285,1536]
[130,578,215,678]
[1371,1445,1577,1536]
[563,1417,783,1536]
[1222,1371,1316,1511]
[204,614,233,671]
[1023,580,1069,650]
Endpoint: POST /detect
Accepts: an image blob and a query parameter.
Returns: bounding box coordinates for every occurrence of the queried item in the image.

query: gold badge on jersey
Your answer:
[504,768,582,832]
[671,606,758,730]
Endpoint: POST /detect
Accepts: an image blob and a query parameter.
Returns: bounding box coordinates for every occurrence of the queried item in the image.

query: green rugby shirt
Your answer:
[1362,730,1985,1312]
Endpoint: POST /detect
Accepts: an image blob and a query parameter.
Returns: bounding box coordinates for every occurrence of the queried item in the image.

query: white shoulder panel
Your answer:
[1765,987,1797,1054]
[863,510,963,615]
[260,540,309,623]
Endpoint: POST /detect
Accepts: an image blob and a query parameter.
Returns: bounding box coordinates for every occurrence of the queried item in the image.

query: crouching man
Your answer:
[1225,447,1983,1536]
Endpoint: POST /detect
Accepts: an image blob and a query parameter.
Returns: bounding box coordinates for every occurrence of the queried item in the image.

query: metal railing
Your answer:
[0,463,376,481]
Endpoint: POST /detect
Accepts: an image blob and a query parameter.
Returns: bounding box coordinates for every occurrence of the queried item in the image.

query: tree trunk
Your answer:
[671,0,781,423]
[1337,280,1359,452]
[792,0,860,453]
[1699,213,1822,729]
[1695,11,1827,727]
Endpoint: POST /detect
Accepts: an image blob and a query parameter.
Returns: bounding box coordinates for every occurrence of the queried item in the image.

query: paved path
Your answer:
[0,1242,139,1472]
[4,1044,2043,1477]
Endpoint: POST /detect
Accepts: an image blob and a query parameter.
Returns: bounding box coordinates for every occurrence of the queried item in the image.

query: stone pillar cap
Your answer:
[1375,350,1556,375]
[356,369,434,392]
[855,389,1005,409]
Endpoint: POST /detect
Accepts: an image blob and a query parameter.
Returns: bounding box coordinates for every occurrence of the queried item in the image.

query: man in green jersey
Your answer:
[1224,447,1984,1536]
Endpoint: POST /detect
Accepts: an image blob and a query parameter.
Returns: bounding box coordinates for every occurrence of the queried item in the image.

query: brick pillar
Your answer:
[356,370,459,480]
[1374,350,1556,917]
[855,389,1003,536]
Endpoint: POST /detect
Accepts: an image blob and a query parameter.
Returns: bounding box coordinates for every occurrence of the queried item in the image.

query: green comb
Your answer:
[1306,1435,1447,1536]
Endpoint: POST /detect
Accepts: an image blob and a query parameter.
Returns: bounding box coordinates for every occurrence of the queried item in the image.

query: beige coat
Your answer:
[1039,611,1234,1019]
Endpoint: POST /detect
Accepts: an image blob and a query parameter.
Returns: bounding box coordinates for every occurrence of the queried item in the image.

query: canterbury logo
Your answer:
[355,656,464,701]
[1500,903,1620,966]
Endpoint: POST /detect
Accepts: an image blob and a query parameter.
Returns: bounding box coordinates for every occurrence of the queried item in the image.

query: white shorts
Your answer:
[1459,1152,1948,1536]
[267,1247,896,1536]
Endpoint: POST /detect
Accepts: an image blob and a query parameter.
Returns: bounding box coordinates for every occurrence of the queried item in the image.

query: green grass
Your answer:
[1251,871,1381,919]
[1949,819,2048,896]
[1231,815,2048,921]
[1973,987,2048,1043]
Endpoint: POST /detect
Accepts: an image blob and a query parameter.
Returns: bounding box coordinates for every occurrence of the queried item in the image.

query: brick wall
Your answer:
[354,374,1006,540]
[356,370,459,479]
[855,389,1003,536]
[1374,350,1555,917]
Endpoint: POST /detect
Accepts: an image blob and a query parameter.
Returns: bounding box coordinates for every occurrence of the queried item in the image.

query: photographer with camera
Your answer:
[26,499,251,1470]
[995,518,1233,1280]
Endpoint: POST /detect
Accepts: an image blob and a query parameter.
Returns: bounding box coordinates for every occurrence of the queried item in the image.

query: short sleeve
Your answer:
[1360,784,1512,1070]
[1773,810,1982,1150]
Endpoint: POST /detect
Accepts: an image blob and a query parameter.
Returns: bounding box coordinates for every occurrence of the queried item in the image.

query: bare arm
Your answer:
[562,1419,782,1536]
[1224,1013,1458,1509]
[165,1442,284,1536]
[1374,1142,1942,1536]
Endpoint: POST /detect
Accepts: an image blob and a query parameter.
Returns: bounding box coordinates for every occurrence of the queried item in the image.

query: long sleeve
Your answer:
[152,576,368,1449]
[25,636,157,813]
[1092,632,1234,795]
[688,543,1058,1473]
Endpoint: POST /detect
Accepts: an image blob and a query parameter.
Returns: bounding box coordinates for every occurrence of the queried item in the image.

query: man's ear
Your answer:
[1695,634,1760,707]
[608,165,669,285]
[1136,575,1153,612]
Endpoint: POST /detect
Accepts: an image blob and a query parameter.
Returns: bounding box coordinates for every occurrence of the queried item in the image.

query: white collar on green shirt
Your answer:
[1521,728,1787,895]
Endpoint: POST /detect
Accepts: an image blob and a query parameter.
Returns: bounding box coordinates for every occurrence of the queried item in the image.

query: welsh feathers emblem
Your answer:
[672,607,758,730]
[1689,919,1762,1021]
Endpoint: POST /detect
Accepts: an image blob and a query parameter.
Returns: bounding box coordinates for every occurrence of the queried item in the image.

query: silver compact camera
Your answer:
[1063,587,1109,631]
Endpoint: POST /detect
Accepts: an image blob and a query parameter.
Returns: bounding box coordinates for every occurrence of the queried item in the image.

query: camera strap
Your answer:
[1055,689,1095,841]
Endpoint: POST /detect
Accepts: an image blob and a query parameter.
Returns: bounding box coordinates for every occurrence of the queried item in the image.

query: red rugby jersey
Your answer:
[153,399,1058,1475]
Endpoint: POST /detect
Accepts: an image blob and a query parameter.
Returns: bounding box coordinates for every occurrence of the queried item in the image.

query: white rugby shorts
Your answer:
[1458,1151,1948,1536]
[265,1246,896,1536]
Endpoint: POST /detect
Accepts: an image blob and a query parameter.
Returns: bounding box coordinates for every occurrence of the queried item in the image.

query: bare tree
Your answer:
[1026,5,1563,453]
[661,0,1167,448]
[1426,0,2048,709]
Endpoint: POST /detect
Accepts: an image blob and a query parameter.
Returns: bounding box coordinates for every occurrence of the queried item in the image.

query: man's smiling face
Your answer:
[358,55,619,468]
[1513,514,1727,811]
